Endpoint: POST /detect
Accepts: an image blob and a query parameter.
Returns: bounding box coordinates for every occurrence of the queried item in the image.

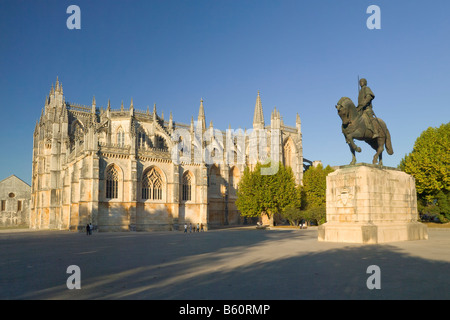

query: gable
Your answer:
[0,175,31,188]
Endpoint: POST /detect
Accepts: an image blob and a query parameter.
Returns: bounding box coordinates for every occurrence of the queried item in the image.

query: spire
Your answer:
[92,96,96,113]
[296,113,301,136]
[121,100,124,111]
[107,99,111,111]
[34,120,39,135]
[153,103,157,116]
[129,98,134,116]
[271,106,280,122]
[55,76,60,92]
[40,108,44,124]
[253,90,264,129]
[198,98,206,130]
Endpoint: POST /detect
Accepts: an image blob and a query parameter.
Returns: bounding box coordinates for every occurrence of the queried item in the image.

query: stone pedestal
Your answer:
[318,164,428,244]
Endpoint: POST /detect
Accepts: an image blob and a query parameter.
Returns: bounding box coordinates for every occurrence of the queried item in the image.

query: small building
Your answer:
[0,175,31,227]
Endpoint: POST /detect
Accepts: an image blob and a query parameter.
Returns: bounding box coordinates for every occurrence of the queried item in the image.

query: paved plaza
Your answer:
[0,227,449,300]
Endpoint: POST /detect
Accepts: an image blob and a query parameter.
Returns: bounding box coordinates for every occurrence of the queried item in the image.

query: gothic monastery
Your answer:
[30,78,303,231]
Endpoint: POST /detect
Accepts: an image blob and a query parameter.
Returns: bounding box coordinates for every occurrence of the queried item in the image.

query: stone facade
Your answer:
[0,175,31,227]
[318,164,428,243]
[30,78,303,231]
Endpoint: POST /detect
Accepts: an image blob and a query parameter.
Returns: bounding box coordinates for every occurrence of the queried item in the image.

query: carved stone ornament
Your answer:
[337,187,353,206]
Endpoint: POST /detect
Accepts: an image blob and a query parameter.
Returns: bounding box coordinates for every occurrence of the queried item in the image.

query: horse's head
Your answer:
[336,97,356,126]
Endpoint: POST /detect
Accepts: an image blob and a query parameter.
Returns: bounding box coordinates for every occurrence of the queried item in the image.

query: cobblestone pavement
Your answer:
[0,227,448,300]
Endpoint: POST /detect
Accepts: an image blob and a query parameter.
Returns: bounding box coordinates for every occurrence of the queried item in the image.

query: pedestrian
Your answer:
[86,223,90,235]
[189,223,192,233]
[184,223,187,233]
[89,223,93,235]
[200,223,204,232]
[196,223,199,232]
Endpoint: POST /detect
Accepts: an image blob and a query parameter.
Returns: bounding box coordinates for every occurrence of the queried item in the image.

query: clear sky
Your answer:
[0,0,449,184]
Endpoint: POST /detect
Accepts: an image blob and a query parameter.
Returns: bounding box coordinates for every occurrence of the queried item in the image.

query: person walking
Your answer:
[86,223,90,235]
[196,223,199,232]
[189,223,192,233]
[184,223,187,233]
[89,223,93,235]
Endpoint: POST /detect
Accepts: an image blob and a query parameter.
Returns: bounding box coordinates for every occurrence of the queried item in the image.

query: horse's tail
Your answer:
[376,117,394,155]
[384,126,394,155]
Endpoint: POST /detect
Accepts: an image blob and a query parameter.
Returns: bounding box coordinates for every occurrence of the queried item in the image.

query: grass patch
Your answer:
[423,222,450,228]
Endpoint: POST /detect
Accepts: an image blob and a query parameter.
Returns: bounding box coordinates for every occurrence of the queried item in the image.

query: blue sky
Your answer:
[0,0,449,184]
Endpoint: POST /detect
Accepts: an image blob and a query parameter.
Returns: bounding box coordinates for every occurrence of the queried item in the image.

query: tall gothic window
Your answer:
[138,131,146,148]
[142,168,163,200]
[229,166,240,197]
[182,172,192,201]
[284,142,293,169]
[209,165,222,197]
[106,166,119,199]
[73,123,84,145]
[117,127,125,147]
[155,135,167,149]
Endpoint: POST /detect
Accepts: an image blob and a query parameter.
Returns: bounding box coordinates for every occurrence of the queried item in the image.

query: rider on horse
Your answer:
[357,78,379,139]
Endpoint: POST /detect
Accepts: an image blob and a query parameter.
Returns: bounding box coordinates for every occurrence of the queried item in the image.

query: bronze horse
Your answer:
[336,97,393,166]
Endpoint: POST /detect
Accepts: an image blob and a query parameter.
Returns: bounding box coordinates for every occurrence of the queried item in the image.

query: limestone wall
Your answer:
[0,176,31,227]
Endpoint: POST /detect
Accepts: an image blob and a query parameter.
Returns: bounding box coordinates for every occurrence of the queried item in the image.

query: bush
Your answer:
[303,205,326,225]
[282,205,303,226]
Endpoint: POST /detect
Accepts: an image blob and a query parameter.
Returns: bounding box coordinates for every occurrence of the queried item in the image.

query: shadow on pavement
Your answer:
[0,229,448,300]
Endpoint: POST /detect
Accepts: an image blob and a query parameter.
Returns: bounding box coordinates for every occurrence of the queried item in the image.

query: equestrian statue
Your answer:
[335,78,393,166]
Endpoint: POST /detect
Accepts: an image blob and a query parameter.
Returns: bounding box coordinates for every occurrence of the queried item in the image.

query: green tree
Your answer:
[236,162,301,222]
[234,166,262,218]
[282,205,303,226]
[302,164,334,209]
[300,164,334,225]
[399,122,450,221]
[303,205,327,225]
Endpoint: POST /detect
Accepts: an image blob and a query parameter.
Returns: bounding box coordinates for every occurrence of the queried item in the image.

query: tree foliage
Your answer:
[399,122,450,221]
[236,162,301,219]
[282,205,303,226]
[302,164,334,210]
[296,164,334,225]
